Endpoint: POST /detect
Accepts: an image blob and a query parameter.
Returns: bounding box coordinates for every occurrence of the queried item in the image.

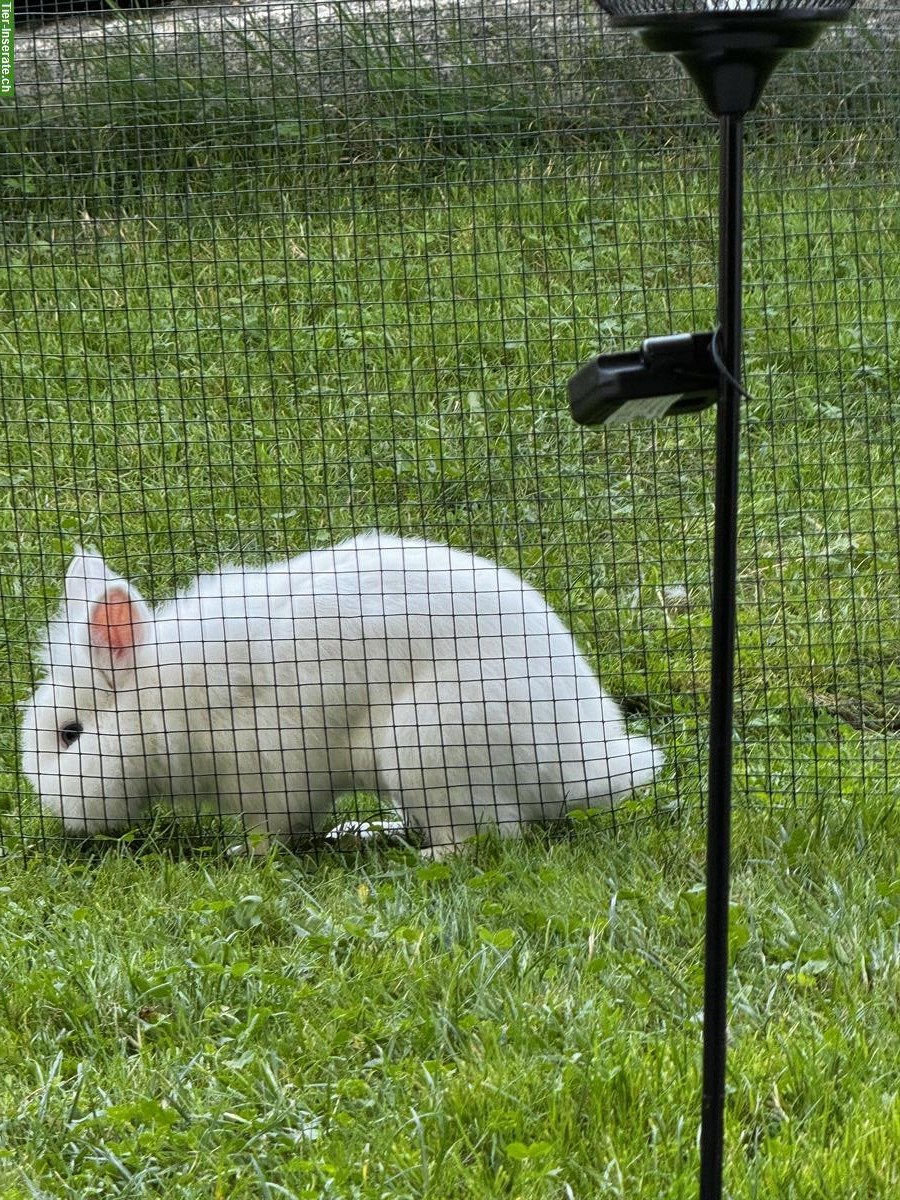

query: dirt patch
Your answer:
[811,690,900,734]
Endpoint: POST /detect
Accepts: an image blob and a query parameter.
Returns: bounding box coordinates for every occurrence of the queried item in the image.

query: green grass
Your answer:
[2,150,899,842]
[0,141,897,1193]
[4,3,896,224]
[1,9,900,1193]
[0,804,897,1198]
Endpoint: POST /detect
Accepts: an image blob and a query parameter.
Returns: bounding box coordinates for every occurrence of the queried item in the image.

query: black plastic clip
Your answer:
[568,331,720,427]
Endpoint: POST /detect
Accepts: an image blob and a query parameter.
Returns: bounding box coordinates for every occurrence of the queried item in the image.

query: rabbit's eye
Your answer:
[60,721,83,748]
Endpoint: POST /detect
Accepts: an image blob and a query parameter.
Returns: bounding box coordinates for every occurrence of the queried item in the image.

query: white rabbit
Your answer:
[20,532,662,852]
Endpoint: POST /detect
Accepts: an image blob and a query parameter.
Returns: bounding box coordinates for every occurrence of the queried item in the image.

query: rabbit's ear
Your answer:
[64,546,118,605]
[88,585,150,671]
[59,549,151,683]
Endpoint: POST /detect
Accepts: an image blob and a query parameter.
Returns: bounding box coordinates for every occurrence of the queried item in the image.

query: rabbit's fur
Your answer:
[20,532,662,850]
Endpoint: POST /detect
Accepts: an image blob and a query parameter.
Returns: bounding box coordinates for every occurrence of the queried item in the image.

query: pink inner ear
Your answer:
[89,587,142,658]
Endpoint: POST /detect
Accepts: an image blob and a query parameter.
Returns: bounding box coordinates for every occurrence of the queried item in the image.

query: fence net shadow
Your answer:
[1,0,897,856]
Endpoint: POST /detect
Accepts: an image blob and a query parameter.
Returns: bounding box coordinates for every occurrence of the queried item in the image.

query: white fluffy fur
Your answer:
[20,532,662,849]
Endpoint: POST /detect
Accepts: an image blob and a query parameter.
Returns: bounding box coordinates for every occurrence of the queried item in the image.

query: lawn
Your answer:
[2,150,899,842]
[1,5,899,1194]
[0,808,898,1197]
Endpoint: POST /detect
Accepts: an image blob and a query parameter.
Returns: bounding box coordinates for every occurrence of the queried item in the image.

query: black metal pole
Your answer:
[699,110,744,1200]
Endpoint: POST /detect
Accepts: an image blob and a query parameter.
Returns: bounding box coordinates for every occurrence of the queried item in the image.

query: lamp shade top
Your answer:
[595,0,856,17]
